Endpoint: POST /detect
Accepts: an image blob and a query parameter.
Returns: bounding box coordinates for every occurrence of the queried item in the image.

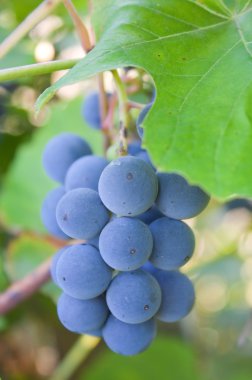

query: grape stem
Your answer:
[111,69,129,156]
[0,259,51,315]
[0,59,80,82]
[49,335,100,380]
[98,73,113,155]
[0,0,62,59]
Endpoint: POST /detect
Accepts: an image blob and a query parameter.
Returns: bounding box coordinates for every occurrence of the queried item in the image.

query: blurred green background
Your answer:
[1,1,252,379]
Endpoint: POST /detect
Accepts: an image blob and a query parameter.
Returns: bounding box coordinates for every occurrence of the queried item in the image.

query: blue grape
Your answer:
[106,269,161,324]
[87,234,99,249]
[56,244,112,299]
[41,187,68,240]
[149,217,195,270]
[50,246,69,285]
[156,173,210,219]
[137,206,163,225]
[99,217,153,271]
[56,188,109,240]
[103,315,156,356]
[42,133,92,183]
[153,270,195,322]
[136,103,152,139]
[135,150,155,170]
[98,156,158,216]
[128,140,143,156]
[57,293,109,333]
[82,92,110,129]
[65,155,109,191]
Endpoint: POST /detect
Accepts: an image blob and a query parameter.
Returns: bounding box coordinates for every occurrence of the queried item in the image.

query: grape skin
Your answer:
[137,206,163,225]
[50,246,69,285]
[103,315,156,356]
[149,217,195,270]
[156,172,210,219]
[98,156,158,217]
[65,155,109,191]
[41,187,68,240]
[99,217,153,271]
[57,293,109,333]
[106,269,161,324]
[42,133,92,183]
[153,270,195,322]
[82,92,110,129]
[56,244,112,300]
[56,188,109,240]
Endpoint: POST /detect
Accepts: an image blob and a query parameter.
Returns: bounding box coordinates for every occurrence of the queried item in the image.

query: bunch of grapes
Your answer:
[41,92,210,356]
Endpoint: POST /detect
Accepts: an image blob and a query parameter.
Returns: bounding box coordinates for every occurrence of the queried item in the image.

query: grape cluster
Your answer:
[41,93,210,356]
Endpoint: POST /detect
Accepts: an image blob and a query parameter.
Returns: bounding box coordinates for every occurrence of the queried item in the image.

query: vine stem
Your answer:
[111,69,129,156]
[0,0,62,59]
[62,0,93,52]
[0,258,51,315]
[49,335,100,380]
[0,59,80,82]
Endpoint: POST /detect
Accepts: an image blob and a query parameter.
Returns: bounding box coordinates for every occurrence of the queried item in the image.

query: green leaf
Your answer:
[0,98,103,232]
[82,336,199,380]
[37,0,252,199]
[5,233,60,301]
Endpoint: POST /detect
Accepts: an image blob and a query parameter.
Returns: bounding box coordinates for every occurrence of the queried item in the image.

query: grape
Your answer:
[56,188,109,240]
[82,92,109,129]
[41,187,68,239]
[57,293,109,333]
[98,156,158,216]
[153,270,195,322]
[42,133,92,183]
[87,234,99,249]
[156,173,210,219]
[137,206,163,225]
[135,150,155,170]
[99,217,153,271]
[65,155,109,191]
[136,103,152,139]
[50,246,69,285]
[149,217,195,270]
[128,140,143,156]
[103,315,156,356]
[106,270,161,324]
[56,244,112,300]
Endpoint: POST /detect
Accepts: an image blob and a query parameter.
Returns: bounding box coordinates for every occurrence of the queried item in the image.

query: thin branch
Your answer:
[98,73,112,154]
[0,59,80,82]
[62,0,93,52]
[111,69,129,156]
[50,334,100,380]
[0,0,62,59]
[0,259,51,315]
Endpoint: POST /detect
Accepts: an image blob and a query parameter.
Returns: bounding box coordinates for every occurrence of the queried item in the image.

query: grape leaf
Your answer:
[36,0,252,199]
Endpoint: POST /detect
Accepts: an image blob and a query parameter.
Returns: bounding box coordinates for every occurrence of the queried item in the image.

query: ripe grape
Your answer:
[154,270,195,322]
[42,133,92,183]
[137,206,163,225]
[106,269,161,324]
[50,246,69,285]
[135,150,155,170]
[99,217,153,271]
[82,91,109,129]
[103,315,156,356]
[156,173,210,219]
[98,156,158,216]
[56,244,112,300]
[65,155,108,191]
[149,217,195,270]
[136,103,152,139]
[57,293,108,333]
[56,188,109,240]
[41,187,68,239]
[128,140,143,156]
